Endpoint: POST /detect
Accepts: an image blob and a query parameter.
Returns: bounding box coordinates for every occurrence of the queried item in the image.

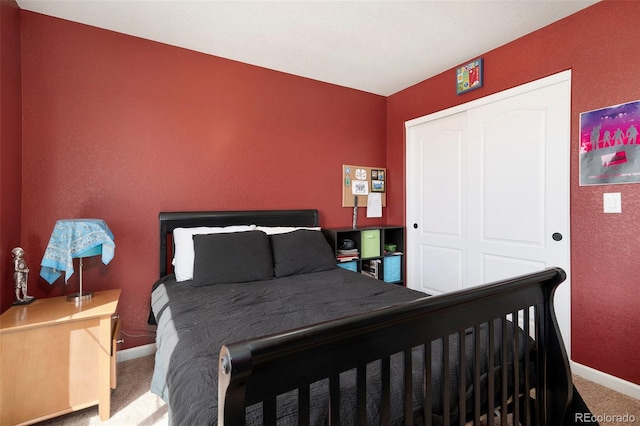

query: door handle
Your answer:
[552,232,563,241]
[413,223,419,229]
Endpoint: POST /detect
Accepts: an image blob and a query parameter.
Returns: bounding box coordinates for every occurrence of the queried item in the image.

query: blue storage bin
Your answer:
[383,255,402,282]
[338,261,358,272]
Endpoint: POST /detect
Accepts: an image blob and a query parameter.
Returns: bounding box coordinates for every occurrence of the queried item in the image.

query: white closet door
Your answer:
[466,80,570,287]
[406,72,571,354]
[465,79,571,351]
[406,112,467,295]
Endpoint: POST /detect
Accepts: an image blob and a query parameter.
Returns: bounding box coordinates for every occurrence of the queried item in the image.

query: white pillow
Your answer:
[254,226,321,235]
[173,225,255,281]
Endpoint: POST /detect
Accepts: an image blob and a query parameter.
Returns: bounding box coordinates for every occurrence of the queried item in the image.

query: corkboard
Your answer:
[342,164,387,207]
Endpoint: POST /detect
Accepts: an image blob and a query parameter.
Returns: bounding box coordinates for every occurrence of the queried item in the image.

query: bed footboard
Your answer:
[218,267,570,426]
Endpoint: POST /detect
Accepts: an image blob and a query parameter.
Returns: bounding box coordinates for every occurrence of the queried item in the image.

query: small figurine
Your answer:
[12,247,34,305]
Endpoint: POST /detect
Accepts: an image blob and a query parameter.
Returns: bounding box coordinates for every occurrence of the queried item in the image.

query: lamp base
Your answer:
[67,291,93,302]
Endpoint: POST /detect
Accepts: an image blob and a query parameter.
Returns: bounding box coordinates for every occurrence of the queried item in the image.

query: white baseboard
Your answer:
[572,361,640,400]
[117,343,156,363]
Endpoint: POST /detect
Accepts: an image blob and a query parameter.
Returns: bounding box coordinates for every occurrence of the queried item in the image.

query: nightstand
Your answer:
[0,289,121,425]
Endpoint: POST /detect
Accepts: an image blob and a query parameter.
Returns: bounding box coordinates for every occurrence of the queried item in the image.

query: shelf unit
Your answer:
[322,226,404,285]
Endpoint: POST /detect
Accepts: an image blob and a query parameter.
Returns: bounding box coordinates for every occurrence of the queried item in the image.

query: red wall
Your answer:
[16,11,387,348]
[8,2,639,386]
[0,0,23,314]
[386,1,640,385]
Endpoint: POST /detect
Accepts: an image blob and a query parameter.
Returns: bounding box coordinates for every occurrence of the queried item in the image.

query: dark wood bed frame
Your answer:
[158,210,573,426]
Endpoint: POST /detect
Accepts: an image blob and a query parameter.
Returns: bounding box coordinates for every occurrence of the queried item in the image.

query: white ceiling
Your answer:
[16,0,597,96]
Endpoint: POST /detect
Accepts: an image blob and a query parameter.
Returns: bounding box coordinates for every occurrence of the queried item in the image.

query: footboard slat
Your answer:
[524,308,532,425]
[329,374,340,425]
[487,319,495,424]
[513,310,521,425]
[458,330,466,426]
[356,365,366,425]
[403,348,412,426]
[298,386,310,426]
[442,337,450,425]
[218,267,570,426]
[423,343,432,426]
[263,397,276,425]
[535,304,544,423]
[473,324,481,425]
[501,316,508,426]
[381,356,391,424]
[533,305,545,420]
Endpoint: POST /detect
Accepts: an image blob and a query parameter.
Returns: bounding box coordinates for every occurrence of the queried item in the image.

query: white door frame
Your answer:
[406,71,571,128]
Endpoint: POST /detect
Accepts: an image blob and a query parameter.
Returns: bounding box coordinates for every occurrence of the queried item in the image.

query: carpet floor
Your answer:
[34,355,638,425]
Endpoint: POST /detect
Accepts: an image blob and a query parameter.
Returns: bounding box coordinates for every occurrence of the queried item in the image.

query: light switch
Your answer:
[603,192,622,213]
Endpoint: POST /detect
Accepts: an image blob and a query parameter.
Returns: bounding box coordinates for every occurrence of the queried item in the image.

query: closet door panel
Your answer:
[406,112,466,295]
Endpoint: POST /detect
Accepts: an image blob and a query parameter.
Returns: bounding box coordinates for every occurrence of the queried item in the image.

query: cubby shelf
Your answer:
[322,226,404,285]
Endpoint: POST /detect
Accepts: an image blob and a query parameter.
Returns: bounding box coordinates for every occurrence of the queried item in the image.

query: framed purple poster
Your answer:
[580,100,640,185]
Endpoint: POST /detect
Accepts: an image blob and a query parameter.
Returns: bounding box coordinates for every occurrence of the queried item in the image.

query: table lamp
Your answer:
[40,219,115,302]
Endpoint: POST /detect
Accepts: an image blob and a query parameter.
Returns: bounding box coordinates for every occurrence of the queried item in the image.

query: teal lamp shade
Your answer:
[40,219,115,302]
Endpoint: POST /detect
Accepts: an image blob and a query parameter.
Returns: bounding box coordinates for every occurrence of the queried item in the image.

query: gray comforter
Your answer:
[151,268,529,425]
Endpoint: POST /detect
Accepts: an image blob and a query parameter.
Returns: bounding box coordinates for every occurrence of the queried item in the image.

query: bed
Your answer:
[150,209,574,425]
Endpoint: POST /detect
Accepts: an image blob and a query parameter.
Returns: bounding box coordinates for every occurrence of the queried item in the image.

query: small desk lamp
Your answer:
[40,219,115,302]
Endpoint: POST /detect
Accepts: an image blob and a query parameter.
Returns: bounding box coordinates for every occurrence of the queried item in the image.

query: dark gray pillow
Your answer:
[191,231,274,286]
[269,230,336,277]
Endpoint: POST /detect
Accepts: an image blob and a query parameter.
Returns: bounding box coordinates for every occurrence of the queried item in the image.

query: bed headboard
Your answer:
[158,209,320,278]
